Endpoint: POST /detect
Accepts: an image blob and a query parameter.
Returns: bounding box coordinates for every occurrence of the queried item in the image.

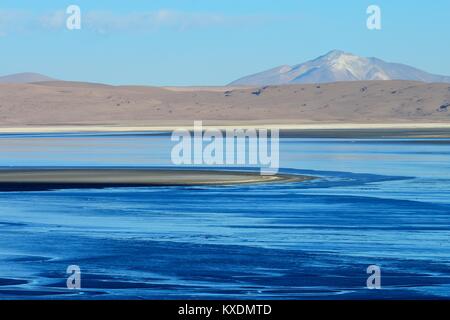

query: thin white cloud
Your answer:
[0,10,31,35]
[39,10,66,30]
[0,9,286,35]
[83,9,280,33]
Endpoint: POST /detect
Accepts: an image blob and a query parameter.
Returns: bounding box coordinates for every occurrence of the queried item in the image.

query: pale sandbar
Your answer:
[0,169,312,191]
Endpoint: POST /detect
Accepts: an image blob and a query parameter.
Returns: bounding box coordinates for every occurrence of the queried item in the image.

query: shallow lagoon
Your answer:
[0,133,449,299]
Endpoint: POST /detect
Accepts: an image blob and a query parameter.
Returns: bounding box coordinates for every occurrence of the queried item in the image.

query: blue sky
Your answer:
[1,0,449,85]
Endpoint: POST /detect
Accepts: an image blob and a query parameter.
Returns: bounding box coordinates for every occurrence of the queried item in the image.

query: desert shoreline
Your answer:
[2,122,450,134]
[2,123,450,139]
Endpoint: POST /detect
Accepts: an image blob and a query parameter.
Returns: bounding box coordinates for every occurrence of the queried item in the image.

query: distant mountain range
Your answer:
[3,51,450,87]
[229,50,450,86]
[0,72,57,84]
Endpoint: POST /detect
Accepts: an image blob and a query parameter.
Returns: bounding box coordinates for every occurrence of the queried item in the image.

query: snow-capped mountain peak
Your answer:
[229,50,450,85]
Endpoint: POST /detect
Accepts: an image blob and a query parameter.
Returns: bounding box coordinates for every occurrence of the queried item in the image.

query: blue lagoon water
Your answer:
[0,133,449,299]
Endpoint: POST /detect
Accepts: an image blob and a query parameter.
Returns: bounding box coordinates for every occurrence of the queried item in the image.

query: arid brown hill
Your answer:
[0,80,449,127]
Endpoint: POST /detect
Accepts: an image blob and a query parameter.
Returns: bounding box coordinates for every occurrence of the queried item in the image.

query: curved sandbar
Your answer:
[0,169,312,191]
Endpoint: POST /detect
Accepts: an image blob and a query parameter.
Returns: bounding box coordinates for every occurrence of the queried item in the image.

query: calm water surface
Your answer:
[0,133,449,299]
